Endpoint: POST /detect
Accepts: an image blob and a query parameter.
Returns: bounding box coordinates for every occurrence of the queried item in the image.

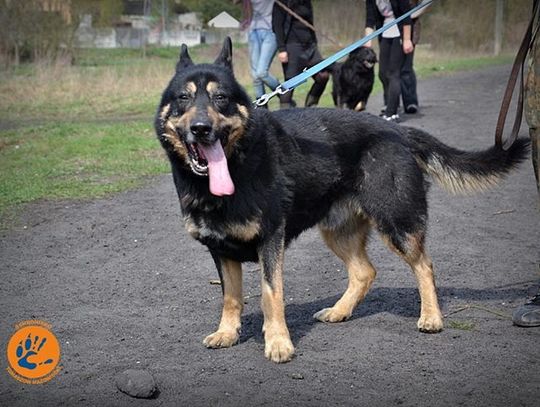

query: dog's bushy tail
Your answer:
[406,128,530,194]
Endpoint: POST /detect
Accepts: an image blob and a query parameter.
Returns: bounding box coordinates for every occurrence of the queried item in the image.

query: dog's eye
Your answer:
[178,93,190,102]
[213,94,228,103]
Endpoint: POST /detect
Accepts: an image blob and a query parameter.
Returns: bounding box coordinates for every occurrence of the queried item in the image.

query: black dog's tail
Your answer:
[406,128,530,194]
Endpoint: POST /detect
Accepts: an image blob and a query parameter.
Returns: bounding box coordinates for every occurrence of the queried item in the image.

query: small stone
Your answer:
[115,369,157,399]
[291,373,304,380]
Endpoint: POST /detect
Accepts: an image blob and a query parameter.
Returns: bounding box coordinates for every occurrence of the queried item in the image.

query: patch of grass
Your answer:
[412,51,514,78]
[0,61,171,123]
[0,44,248,124]
[0,120,168,217]
[75,48,150,67]
[448,320,476,331]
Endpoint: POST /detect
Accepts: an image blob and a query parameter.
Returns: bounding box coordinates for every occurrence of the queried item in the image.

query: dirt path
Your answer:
[1,65,539,406]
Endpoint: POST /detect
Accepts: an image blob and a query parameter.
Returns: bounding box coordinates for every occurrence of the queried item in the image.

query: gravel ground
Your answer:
[1,64,539,406]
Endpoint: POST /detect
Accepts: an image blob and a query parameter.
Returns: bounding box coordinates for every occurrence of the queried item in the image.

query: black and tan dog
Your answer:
[332,46,377,111]
[155,38,528,363]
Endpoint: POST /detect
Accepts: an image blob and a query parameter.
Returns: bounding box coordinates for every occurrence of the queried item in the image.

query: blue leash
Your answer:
[254,0,435,107]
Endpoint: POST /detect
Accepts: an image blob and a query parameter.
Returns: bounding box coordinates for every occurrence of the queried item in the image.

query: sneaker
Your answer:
[512,293,540,327]
[381,114,400,123]
[405,104,418,114]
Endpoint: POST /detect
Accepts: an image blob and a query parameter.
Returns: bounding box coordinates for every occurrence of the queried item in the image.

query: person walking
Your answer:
[272,0,329,109]
[243,0,281,105]
[400,0,430,114]
[513,0,540,328]
[364,0,414,122]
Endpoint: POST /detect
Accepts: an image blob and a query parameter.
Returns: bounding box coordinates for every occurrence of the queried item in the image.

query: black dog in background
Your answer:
[332,46,377,111]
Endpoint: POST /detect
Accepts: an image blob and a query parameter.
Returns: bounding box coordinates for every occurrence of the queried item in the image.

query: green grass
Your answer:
[0,120,168,218]
[0,45,516,222]
[448,320,476,331]
[413,52,514,77]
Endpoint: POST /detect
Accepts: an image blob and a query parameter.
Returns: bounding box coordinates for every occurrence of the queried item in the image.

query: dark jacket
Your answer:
[272,0,317,52]
[365,0,412,35]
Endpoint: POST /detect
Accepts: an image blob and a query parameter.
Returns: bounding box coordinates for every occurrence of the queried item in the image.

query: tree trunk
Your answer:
[13,41,20,66]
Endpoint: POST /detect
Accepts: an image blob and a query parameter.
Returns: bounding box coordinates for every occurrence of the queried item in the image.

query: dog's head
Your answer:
[155,37,252,196]
[349,46,378,71]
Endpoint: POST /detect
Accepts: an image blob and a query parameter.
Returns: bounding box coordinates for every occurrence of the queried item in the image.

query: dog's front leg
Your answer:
[203,257,243,348]
[259,226,294,363]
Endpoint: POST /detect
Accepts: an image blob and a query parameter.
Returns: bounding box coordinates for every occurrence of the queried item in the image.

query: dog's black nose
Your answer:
[190,122,212,137]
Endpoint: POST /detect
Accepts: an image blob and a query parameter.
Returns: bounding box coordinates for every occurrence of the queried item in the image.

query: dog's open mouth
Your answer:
[184,139,235,196]
[185,142,209,176]
[363,61,375,69]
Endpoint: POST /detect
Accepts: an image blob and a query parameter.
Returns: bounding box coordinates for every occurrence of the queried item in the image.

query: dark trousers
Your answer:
[280,42,329,105]
[401,49,418,108]
[378,37,404,116]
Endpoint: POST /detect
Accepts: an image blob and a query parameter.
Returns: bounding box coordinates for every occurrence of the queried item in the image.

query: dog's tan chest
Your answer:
[184,216,260,242]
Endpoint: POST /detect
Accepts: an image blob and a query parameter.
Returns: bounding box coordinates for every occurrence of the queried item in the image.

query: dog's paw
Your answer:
[417,314,444,333]
[264,335,294,363]
[203,330,239,348]
[313,307,351,323]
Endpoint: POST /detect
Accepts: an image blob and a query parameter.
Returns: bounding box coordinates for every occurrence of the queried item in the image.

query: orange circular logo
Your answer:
[6,321,61,384]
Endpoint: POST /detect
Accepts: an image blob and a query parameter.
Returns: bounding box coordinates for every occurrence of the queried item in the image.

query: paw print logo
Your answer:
[16,333,54,370]
[6,322,61,383]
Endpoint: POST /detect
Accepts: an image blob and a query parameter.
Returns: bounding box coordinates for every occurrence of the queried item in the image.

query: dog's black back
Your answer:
[332,47,377,111]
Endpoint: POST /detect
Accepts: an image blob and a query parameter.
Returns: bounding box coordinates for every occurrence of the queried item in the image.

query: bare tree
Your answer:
[0,0,74,65]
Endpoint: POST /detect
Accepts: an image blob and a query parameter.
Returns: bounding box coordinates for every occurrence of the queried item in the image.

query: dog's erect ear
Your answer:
[214,37,233,69]
[176,44,193,71]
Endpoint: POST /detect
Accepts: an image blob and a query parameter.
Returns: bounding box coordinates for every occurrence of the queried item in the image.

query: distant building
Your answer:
[177,12,202,30]
[203,11,245,45]
[74,7,247,48]
[207,11,240,29]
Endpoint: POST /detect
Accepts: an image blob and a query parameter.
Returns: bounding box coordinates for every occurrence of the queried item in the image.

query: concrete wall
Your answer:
[74,26,245,48]
[202,28,247,45]
[74,13,246,49]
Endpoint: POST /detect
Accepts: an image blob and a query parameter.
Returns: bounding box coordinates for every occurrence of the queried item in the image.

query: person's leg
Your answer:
[249,30,265,98]
[401,49,418,113]
[280,43,304,108]
[525,22,540,191]
[531,127,540,191]
[255,29,280,92]
[304,71,329,107]
[513,4,539,328]
[304,45,329,107]
[378,38,391,113]
[384,38,405,118]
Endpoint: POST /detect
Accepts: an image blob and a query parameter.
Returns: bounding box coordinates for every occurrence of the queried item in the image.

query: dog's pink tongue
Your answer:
[199,141,235,196]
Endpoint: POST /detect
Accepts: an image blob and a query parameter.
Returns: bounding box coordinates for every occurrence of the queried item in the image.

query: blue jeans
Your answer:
[248,29,280,98]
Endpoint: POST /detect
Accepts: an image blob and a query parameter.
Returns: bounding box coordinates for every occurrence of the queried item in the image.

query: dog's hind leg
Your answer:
[259,226,295,363]
[315,217,376,323]
[381,231,444,333]
[203,258,243,348]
